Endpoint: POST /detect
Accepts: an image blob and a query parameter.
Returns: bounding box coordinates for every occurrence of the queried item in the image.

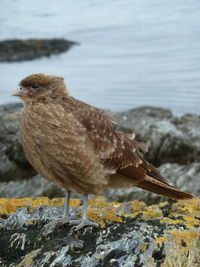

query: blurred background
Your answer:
[0,0,200,114]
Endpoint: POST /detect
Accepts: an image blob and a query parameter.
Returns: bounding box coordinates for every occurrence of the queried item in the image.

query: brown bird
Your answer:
[12,73,194,230]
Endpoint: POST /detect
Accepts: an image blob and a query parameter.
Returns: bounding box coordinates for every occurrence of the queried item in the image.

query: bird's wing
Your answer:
[73,108,166,184]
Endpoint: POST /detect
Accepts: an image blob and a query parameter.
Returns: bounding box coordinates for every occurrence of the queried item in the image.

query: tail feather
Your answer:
[137,175,194,200]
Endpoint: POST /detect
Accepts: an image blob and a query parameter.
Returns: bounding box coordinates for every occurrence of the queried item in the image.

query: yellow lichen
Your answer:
[161,247,200,267]
[158,198,200,229]
[88,196,108,208]
[156,229,200,253]
[5,113,20,120]
[168,229,200,249]
[0,197,65,215]
[17,248,41,267]
[69,199,81,207]
[156,198,200,251]
[129,200,147,213]
[140,242,148,252]
[157,232,200,267]
[87,197,123,228]
[140,205,163,220]
[156,236,168,245]
[0,196,199,232]
[171,198,200,217]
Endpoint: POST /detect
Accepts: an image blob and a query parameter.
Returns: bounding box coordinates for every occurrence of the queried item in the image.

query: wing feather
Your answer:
[73,107,166,184]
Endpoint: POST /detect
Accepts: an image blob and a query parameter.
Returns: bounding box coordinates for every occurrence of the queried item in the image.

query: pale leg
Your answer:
[63,190,71,219]
[70,195,99,231]
[42,191,72,235]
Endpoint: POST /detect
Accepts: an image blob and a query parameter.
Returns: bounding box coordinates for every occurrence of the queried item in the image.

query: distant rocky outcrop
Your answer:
[0,38,78,62]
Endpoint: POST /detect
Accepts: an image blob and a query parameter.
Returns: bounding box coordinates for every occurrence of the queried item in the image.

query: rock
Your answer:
[0,38,78,62]
[158,162,200,197]
[0,197,199,266]
[116,106,200,165]
[0,154,19,182]
[0,174,65,199]
[0,103,35,181]
[0,102,23,113]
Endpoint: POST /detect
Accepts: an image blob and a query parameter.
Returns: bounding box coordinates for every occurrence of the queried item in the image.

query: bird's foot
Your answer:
[42,216,71,236]
[70,218,99,231]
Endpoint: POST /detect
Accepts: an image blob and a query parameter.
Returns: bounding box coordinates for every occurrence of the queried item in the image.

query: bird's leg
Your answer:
[62,190,71,220]
[70,195,99,231]
[42,191,72,235]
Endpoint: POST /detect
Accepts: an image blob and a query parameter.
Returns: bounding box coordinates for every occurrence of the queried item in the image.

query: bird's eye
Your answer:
[30,83,40,89]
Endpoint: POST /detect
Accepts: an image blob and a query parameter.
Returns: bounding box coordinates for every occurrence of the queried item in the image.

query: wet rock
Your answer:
[0,197,199,267]
[0,38,78,62]
[105,162,200,204]
[116,106,200,165]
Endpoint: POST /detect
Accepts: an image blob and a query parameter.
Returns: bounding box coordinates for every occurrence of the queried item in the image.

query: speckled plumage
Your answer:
[15,73,194,200]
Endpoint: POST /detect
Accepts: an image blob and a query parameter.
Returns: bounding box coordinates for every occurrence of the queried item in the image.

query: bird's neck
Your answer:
[22,93,69,106]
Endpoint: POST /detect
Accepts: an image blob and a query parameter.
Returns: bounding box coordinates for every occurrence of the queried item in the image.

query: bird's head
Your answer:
[12,73,68,102]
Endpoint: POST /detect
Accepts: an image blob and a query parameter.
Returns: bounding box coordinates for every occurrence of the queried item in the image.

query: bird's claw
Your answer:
[70,218,99,231]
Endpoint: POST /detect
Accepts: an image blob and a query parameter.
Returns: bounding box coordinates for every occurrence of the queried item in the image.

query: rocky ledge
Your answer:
[0,38,78,62]
[0,197,199,266]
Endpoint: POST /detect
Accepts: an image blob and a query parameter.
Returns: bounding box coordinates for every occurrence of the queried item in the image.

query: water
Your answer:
[0,0,200,114]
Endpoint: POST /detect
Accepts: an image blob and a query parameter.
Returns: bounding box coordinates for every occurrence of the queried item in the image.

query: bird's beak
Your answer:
[11,89,28,97]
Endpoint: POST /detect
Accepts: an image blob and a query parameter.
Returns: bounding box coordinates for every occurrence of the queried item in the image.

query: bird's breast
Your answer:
[20,102,111,195]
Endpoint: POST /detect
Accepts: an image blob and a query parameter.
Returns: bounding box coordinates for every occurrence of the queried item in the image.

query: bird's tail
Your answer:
[137,175,194,200]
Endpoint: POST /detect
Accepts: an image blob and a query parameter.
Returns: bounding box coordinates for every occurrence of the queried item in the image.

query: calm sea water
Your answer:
[0,0,200,114]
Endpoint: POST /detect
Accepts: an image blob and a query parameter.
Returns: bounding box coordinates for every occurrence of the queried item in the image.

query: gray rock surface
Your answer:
[116,106,200,165]
[0,103,35,181]
[0,211,165,266]
[0,174,65,199]
[0,197,199,267]
[0,38,78,62]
